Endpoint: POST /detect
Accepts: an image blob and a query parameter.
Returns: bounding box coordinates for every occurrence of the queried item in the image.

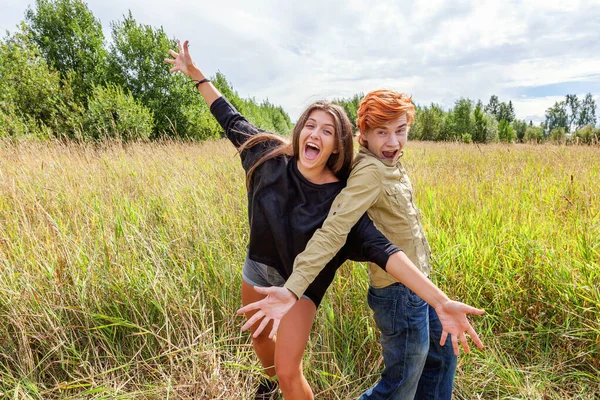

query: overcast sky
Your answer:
[2,0,600,123]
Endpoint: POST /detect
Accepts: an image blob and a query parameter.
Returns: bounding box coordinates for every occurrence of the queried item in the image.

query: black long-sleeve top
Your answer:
[211,97,400,306]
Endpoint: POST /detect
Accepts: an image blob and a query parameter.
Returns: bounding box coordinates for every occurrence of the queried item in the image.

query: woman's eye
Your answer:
[378,131,386,135]
[306,124,314,129]
[323,130,333,135]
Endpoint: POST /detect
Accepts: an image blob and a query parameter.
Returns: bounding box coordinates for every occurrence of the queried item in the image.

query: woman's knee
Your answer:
[275,359,303,389]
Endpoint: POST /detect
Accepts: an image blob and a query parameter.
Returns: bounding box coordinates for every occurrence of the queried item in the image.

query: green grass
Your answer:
[0,139,598,399]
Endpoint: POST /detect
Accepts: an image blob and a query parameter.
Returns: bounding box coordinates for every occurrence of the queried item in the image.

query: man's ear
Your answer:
[358,131,367,146]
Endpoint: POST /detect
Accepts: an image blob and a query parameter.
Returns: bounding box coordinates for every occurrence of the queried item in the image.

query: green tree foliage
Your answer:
[0,28,83,138]
[332,93,363,130]
[574,124,599,144]
[212,72,293,135]
[108,12,194,137]
[84,83,154,140]
[451,98,473,140]
[524,126,545,143]
[512,119,528,143]
[565,94,580,132]
[412,103,446,141]
[577,93,597,129]
[484,113,499,143]
[550,127,566,144]
[25,0,107,105]
[471,102,488,143]
[544,101,568,134]
[485,95,499,117]
[498,119,516,142]
[497,101,515,123]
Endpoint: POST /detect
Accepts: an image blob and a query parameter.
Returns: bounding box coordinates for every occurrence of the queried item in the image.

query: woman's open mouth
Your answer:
[304,142,321,160]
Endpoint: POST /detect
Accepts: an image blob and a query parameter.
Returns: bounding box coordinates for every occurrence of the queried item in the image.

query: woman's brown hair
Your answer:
[238,100,355,187]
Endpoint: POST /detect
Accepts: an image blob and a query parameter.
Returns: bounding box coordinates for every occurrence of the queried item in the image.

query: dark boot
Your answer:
[254,377,279,400]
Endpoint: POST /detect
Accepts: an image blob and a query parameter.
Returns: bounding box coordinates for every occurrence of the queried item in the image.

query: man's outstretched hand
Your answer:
[435,300,485,355]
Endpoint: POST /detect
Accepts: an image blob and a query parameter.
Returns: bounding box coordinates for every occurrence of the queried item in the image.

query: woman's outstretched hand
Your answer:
[237,287,298,339]
[164,39,195,77]
[435,300,485,356]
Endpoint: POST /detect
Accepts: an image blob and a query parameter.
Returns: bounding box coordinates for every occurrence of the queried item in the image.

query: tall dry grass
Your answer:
[0,139,598,399]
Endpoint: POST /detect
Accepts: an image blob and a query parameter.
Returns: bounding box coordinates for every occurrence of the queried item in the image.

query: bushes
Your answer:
[524,126,545,143]
[574,125,599,144]
[84,84,153,140]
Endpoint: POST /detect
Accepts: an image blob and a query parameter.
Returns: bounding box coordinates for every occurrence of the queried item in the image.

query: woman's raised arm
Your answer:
[164,40,221,107]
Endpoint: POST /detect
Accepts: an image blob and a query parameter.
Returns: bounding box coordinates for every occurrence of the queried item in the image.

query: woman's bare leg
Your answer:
[242,280,277,377]
[275,298,317,400]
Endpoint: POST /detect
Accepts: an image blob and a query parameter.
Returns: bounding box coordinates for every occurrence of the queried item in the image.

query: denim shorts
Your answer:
[242,256,310,300]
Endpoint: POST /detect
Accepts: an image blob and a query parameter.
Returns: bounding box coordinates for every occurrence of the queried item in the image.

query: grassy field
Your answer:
[0,139,598,399]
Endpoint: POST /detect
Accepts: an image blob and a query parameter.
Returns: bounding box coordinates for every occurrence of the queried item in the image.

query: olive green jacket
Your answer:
[284,145,432,299]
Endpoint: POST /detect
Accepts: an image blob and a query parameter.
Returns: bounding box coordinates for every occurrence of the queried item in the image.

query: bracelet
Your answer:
[192,78,210,88]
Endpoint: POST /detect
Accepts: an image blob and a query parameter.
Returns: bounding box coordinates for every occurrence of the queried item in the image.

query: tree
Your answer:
[451,98,473,140]
[577,93,597,129]
[471,102,488,143]
[108,12,203,137]
[544,101,568,134]
[333,93,363,130]
[485,95,499,117]
[413,103,446,141]
[512,119,528,143]
[565,94,580,132]
[498,119,516,142]
[25,0,107,105]
[0,27,83,137]
[497,102,515,123]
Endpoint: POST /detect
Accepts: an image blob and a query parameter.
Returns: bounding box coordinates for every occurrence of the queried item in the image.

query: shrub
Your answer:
[84,84,154,141]
[524,126,545,143]
[574,125,598,144]
[550,127,566,144]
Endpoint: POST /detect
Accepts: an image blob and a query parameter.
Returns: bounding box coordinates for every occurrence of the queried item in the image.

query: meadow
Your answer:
[0,139,598,399]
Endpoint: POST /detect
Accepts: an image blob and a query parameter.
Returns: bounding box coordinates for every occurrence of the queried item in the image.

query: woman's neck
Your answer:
[297,162,339,184]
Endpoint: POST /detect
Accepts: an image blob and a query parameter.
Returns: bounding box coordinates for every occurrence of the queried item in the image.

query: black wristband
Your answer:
[192,78,210,89]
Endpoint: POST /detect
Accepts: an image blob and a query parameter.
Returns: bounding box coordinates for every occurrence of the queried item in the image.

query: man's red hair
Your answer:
[357,89,415,134]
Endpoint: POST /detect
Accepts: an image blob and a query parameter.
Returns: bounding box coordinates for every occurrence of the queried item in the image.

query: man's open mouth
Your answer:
[382,150,397,159]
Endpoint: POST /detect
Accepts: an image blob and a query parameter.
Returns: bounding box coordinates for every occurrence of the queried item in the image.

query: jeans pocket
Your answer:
[406,288,426,308]
[367,288,397,336]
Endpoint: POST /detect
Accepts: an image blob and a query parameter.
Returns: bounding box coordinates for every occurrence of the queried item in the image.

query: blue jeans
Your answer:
[359,283,457,400]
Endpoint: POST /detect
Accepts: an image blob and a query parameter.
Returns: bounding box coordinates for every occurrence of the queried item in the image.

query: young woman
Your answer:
[165,40,483,400]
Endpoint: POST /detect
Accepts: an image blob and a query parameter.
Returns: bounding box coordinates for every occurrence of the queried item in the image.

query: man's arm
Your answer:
[384,251,485,355]
[238,251,485,355]
[283,162,383,299]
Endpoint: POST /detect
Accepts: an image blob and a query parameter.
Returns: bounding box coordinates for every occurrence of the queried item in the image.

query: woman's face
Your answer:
[297,110,339,178]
